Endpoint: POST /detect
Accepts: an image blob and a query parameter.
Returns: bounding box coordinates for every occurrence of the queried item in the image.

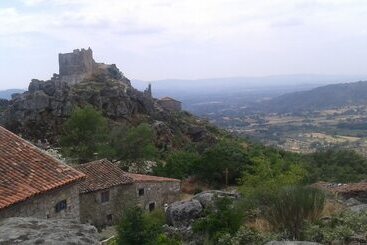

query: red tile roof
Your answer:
[127,173,181,183]
[76,159,134,193]
[160,97,182,103]
[0,126,85,210]
[312,181,367,193]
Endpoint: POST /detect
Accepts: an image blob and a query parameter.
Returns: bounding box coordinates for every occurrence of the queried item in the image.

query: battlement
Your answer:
[59,48,96,76]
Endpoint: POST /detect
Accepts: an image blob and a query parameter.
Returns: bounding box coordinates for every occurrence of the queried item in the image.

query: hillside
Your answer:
[258,81,367,114]
[0,89,25,100]
[1,49,220,149]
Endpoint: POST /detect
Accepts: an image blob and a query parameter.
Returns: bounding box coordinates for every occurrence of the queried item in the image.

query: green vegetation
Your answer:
[193,197,245,244]
[116,207,179,245]
[305,149,367,182]
[303,211,367,243]
[266,186,325,240]
[60,106,110,163]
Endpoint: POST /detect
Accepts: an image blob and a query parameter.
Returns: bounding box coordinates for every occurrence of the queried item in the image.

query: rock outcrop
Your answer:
[166,199,203,227]
[0,217,99,244]
[1,48,217,148]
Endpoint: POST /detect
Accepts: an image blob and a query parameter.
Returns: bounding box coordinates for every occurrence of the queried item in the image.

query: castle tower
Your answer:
[58,48,96,84]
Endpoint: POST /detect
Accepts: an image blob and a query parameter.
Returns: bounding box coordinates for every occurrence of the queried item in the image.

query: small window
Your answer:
[149,202,155,212]
[101,190,110,203]
[55,200,67,213]
[106,214,113,222]
[138,188,144,196]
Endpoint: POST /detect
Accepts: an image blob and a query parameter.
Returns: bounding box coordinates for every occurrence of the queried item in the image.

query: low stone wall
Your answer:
[135,181,181,211]
[79,184,136,228]
[0,182,80,221]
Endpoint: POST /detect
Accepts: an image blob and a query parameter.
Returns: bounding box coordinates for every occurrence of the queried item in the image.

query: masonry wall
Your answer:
[0,182,80,221]
[135,181,181,211]
[158,100,182,112]
[79,184,136,229]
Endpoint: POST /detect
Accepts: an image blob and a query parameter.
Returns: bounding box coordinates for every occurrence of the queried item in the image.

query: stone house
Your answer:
[127,173,181,212]
[158,97,182,112]
[76,159,181,228]
[0,126,85,221]
[76,159,136,228]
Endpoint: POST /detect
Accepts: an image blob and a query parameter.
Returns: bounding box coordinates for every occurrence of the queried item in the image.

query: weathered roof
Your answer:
[76,159,134,193]
[127,173,181,183]
[312,181,367,194]
[0,126,85,210]
[160,97,182,103]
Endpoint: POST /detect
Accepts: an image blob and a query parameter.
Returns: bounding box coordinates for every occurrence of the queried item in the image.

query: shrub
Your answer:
[193,197,244,243]
[217,226,270,245]
[303,211,367,243]
[116,207,165,245]
[266,186,325,240]
[60,106,110,163]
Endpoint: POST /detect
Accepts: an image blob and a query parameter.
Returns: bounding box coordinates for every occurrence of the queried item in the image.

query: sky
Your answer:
[1,0,367,90]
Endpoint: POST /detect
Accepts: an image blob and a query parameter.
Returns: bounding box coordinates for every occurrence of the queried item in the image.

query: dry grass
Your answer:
[246,218,273,233]
[321,199,345,217]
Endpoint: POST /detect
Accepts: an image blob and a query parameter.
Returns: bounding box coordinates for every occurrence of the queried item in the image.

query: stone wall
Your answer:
[59,48,96,84]
[79,184,136,228]
[0,182,80,221]
[158,100,182,112]
[134,181,181,211]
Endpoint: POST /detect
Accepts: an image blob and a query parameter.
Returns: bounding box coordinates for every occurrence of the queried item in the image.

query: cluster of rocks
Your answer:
[164,190,240,244]
[0,217,99,244]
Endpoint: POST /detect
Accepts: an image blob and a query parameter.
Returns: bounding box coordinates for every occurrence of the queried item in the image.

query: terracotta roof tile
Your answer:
[312,181,367,193]
[0,126,85,210]
[127,173,180,183]
[76,159,134,193]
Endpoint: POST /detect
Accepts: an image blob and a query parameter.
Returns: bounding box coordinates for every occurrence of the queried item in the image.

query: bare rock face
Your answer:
[0,217,99,244]
[166,199,203,227]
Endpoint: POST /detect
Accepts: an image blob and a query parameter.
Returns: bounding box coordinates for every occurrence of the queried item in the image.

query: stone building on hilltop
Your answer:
[76,159,181,228]
[0,126,85,221]
[158,97,182,112]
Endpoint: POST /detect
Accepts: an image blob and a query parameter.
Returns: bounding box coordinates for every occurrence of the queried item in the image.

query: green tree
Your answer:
[60,106,110,163]
[111,123,158,168]
[154,151,201,179]
[196,140,251,185]
[116,207,165,245]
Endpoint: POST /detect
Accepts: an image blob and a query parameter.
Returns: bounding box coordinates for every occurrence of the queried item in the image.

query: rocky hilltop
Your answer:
[1,49,216,147]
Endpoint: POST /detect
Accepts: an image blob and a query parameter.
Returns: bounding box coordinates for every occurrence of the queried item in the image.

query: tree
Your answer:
[110,123,158,168]
[196,140,251,186]
[153,151,201,179]
[60,106,110,163]
[116,207,166,245]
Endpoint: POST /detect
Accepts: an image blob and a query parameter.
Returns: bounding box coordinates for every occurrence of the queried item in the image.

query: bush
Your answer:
[153,151,200,179]
[217,226,270,245]
[193,197,244,243]
[303,211,367,243]
[196,140,251,185]
[116,207,165,245]
[60,106,110,163]
[266,186,325,240]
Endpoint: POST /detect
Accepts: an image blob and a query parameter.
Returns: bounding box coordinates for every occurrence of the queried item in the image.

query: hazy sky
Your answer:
[1,0,367,90]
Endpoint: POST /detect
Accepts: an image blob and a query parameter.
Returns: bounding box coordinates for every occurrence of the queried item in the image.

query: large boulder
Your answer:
[166,199,203,227]
[192,190,240,209]
[0,217,99,244]
[349,204,367,213]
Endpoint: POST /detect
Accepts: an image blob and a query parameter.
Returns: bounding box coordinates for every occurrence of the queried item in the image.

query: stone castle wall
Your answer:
[58,48,96,85]
[0,182,81,221]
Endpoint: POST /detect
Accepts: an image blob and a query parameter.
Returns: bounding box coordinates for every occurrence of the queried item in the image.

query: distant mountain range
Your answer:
[258,80,367,113]
[0,89,25,100]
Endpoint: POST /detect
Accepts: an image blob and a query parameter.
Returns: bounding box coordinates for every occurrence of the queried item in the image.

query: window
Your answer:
[149,202,155,212]
[55,200,67,213]
[138,188,144,196]
[101,190,110,203]
[106,214,113,223]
